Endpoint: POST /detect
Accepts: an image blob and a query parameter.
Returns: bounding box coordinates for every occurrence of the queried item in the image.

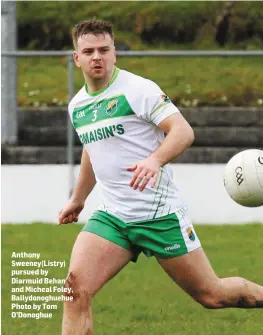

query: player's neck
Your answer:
[85,67,115,94]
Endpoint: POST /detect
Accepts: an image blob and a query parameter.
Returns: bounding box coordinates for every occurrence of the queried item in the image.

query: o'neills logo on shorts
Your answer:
[165,244,181,251]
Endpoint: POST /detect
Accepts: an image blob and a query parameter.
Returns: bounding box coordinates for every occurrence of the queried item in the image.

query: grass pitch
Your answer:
[1,223,263,335]
[18,56,263,107]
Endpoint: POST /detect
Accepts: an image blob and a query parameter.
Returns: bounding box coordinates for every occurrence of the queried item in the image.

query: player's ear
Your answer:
[73,51,81,68]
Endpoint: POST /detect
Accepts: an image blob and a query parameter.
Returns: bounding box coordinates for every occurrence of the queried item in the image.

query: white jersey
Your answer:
[68,67,187,222]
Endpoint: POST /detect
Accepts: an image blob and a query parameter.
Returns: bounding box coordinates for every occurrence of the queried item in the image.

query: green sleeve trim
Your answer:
[150,101,170,117]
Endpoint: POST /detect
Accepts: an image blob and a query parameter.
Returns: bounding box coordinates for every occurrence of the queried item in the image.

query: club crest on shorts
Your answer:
[106,99,118,116]
[187,227,195,241]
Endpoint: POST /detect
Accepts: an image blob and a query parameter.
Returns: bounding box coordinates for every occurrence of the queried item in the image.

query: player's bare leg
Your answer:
[62,232,133,335]
[157,247,263,308]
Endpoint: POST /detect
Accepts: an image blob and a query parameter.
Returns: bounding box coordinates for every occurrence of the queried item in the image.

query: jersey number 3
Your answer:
[92,110,97,122]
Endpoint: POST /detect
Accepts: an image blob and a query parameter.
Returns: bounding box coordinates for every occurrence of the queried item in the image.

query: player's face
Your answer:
[74,33,116,81]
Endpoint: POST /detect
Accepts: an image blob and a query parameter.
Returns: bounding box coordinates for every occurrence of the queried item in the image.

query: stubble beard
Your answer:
[85,66,113,87]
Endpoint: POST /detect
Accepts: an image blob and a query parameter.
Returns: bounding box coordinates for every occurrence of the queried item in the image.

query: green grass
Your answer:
[18,56,263,107]
[1,223,263,335]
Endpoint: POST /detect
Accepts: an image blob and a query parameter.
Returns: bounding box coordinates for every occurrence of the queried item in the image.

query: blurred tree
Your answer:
[215,0,236,46]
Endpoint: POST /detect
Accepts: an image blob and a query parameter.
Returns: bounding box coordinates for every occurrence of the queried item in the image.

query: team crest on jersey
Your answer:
[186,227,196,241]
[106,99,118,116]
[161,94,171,103]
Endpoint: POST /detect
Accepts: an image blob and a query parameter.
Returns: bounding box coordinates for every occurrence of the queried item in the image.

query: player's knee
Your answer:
[64,271,93,308]
[192,286,225,309]
[195,293,224,309]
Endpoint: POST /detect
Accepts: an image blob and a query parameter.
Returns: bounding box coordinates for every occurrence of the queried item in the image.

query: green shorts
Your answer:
[82,210,201,262]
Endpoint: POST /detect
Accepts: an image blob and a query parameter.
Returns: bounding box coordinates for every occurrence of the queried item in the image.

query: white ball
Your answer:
[224,149,263,207]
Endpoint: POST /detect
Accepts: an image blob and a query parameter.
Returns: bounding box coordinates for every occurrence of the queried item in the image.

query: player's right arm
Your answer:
[58,149,96,225]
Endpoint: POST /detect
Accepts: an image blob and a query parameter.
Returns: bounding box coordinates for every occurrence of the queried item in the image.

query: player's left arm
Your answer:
[152,112,194,165]
[128,113,194,191]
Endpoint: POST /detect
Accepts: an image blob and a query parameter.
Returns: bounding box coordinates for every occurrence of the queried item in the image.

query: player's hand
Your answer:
[127,156,161,191]
[58,199,84,225]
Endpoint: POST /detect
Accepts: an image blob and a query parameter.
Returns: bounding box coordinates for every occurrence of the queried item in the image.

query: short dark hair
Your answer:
[72,18,114,49]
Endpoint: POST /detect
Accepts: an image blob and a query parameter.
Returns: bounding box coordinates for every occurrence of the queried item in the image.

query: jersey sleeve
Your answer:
[139,80,180,125]
[68,101,75,125]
